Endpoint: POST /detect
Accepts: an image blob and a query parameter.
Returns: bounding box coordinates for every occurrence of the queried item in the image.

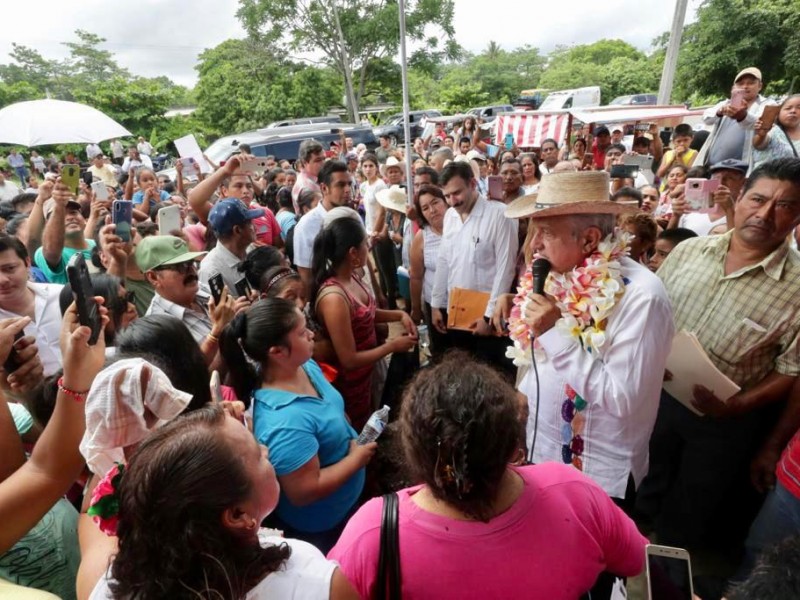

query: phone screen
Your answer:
[647,552,693,600]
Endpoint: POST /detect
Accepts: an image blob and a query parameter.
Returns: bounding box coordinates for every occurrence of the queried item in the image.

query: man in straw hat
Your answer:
[501,170,673,507]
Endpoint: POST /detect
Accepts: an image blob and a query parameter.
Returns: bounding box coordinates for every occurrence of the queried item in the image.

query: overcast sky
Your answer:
[1,0,701,88]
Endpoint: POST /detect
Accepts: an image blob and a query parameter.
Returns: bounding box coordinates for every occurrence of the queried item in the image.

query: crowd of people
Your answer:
[1,63,800,600]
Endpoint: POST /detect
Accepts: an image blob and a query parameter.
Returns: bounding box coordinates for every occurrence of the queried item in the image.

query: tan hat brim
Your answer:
[504,195,634,220]
[377,197,407,213]
[157,250,208,268]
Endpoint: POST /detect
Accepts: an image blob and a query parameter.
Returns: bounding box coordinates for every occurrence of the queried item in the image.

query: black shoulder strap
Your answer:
[782,127,799,158]
[376,492,401,600]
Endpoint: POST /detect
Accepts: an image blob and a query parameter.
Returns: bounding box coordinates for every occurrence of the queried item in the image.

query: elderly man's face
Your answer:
[528,216,592,274]
[500,162,523,195]
[733,177,800,249]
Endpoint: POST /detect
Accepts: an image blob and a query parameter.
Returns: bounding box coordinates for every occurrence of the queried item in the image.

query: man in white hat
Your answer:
[380,156,406,187]
[502,170,674,507]
[696,66,774,167]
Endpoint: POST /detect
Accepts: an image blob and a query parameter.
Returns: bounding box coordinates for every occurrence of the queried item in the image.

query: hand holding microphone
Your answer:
[524,258,560,337]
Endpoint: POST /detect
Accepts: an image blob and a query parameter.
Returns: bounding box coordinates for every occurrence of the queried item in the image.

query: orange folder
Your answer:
[447,288,490,331]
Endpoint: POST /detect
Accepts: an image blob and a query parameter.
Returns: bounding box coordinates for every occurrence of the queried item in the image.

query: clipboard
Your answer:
[447,288,490,331]
[760,105,780,131]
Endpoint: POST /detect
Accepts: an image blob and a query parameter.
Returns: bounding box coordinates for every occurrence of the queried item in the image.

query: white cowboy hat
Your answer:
[376,185,408,213]
[380,156,406,178]
[504,171,631,219]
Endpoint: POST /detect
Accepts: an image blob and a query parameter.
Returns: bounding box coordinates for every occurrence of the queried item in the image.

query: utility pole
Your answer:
[398,0,413,207]
[331,1,360,123]
[657,0,689,105]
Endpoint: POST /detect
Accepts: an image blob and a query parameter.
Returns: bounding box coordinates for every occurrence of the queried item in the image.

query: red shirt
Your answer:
[777,430,800,498]
[250,204,281,246]
[591,139,608,170]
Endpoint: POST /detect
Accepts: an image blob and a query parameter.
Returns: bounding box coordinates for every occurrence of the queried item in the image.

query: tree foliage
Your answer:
[235,0,460,121]
[675,0,800,102]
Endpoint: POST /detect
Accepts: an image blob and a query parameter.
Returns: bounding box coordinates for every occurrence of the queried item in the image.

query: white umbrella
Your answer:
[0,99,132,147]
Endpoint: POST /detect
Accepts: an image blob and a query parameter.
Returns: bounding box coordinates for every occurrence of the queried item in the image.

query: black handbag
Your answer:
[376,492,401,600]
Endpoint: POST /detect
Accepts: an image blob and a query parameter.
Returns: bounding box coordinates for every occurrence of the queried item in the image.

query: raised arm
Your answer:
[40,180,70,269]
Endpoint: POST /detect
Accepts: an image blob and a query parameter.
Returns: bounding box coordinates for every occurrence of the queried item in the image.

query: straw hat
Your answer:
[504,171,630,219]
[376,185,408,213]
[380,156,406,178]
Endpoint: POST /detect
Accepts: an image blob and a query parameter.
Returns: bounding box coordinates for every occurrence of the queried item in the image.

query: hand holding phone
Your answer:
[684,178,720,211]
[234,277,253,300]
[91,181,110,201]
[208,273,226,305]
[157,205,181,236]
[504,133,515,148]
[66,254,102,345]
[61,165,80,195]
[646,544,694,600]
[112,200,133,243]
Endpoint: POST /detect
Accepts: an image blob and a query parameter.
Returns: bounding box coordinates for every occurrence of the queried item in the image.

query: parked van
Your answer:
[538,86,601,111]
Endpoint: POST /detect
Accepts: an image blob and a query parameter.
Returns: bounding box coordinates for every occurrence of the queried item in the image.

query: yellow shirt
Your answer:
[659,148,698,190]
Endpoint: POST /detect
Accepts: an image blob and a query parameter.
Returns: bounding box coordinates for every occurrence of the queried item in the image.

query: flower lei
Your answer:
[87,462,125,536]
[505,229,632,367]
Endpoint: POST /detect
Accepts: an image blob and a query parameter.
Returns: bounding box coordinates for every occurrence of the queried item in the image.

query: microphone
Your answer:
[531,258,552,296]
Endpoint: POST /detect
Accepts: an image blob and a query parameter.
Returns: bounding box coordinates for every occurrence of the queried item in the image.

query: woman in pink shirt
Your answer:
[329,353,647,599]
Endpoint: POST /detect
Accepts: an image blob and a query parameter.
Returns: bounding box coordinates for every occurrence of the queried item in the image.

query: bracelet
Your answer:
[206,333,219,344]
[57,376,90,401]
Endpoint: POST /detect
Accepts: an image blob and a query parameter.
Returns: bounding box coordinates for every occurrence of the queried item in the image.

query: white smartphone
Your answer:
[210,370,223,404]
[91,180,110,201]
[157,204,181,236]
[238,157,270,174]
[178,157,199,177]
[646,544,694,600]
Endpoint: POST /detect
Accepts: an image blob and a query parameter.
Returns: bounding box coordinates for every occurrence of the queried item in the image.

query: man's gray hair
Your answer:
[298,139,324,162]
[565,213,616,239]
[433,147,454,162]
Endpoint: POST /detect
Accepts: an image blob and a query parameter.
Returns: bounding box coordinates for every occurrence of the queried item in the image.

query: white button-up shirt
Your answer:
[518,258,674,498]
[431,196,518,318]
[0,282,64,376]
[293,202,328,269]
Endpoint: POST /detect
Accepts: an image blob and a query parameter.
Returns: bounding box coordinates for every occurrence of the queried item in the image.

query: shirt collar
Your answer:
[153,291,209,320]
[214,242,242,267]
[255,363,319,408]
[703,229,792,281]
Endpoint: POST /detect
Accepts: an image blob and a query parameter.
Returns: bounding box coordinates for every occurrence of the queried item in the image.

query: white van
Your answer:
[538,86,601,111]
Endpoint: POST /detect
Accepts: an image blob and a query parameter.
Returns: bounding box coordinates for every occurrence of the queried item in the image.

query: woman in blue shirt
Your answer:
[220,298,376,553]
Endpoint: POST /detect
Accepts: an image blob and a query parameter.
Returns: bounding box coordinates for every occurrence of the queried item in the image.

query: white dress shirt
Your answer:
[293,202,328,269]
[198,242,244,297]
[431,196,518,318]
[0,283,64,376]
[518,258,674,498]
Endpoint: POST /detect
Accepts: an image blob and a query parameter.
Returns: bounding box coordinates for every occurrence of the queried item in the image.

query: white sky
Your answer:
[0,0,702,88]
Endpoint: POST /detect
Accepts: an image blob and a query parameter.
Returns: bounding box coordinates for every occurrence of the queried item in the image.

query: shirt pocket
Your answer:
[711,315,777,367]
[473,235,495,270]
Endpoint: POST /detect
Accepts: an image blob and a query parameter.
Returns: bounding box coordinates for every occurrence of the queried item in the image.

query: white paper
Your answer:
[610,577,627,600]
[174,134,212,174]
[663,331,741,416]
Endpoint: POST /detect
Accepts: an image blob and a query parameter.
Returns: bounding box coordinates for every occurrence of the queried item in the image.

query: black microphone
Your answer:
[531,258,552,296]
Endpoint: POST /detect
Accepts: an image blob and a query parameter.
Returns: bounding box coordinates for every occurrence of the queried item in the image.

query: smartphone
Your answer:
[61,165,80,195]
[610,164,639,179]
[238,158,269,173]
[760,104,780,130]
[646,544,694,600]
[157,205,181,236]
[487,175,503,201]
[112,200,133,243]
[66,254,102,345]
[81,170,93,187]
[178,157,199,177]
[504,133,515,148]
[684,178,720,211]
[208,273,225,305]
[91,181,109,201]
[730,88,747,111]
[210,370,223,403]
[3,330,25,373]
[234,276,253,299]
[622,153,653,171]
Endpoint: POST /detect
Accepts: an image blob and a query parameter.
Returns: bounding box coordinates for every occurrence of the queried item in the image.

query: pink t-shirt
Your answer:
[328,463,646,599]
[251,204,281,246]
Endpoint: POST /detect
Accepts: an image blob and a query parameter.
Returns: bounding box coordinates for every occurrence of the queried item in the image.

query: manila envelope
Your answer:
[447,288,490,331]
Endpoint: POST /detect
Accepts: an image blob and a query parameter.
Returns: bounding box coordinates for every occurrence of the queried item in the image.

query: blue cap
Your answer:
[709,159,748,174]
[208,198,265,236]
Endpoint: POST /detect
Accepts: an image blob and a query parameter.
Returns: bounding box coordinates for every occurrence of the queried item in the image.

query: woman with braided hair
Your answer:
[329,352,648,599]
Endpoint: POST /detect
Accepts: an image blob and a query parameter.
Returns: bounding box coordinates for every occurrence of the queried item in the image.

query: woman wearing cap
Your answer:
[329,353,647,599]
[409,185,446,353]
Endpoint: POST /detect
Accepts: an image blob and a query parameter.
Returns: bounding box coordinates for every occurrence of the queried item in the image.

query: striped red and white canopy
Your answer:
[495,112,571,149]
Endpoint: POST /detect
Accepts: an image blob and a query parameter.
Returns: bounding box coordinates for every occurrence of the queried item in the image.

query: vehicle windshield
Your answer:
[610,96,632,105]
[382,114,404,126]
[203,137,240,164]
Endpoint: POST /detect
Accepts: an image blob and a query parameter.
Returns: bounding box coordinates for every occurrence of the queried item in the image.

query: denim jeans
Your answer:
[736,481,800,581]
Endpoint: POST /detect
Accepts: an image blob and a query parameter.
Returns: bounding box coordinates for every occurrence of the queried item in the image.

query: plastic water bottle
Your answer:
[418,324,431,367]
[357,405,390,445]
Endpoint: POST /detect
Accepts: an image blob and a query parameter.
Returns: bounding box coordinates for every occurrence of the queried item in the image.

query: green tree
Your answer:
[674,0,800,102]
[236,0,460,122]
[62,30,130,85]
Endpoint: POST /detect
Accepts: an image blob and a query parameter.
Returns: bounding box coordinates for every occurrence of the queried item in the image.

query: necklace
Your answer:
[506,230,632,368]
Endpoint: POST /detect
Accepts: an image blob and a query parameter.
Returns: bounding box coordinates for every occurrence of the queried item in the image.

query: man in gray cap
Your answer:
[696,67,774,167]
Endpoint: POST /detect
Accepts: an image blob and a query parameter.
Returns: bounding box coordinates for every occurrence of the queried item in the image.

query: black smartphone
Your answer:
[234,277,252,299]
[81,169,93,187]
[3,330,25,373]
[209,273,225,305]
[66,253,102,345]
[610,164,639,179]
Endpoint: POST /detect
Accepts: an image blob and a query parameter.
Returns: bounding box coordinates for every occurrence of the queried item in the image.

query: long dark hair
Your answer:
[110,404,291,599]
[310,216,366,303]
[115,314,211,410]
[400,351,523,522]
[219,298,301,403]
[237,245,285,290]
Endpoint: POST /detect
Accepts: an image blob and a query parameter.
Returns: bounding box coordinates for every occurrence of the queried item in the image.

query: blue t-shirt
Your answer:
[276,211,297,241]
[132,189,171,205]
[34,242,96,284]
[253,359,363,533]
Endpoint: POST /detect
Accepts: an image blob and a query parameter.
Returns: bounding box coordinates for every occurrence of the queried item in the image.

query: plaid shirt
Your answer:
[146,291,212,344]
[658,230,800,390]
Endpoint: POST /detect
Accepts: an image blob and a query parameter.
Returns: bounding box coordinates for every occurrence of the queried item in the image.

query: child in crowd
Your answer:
[648,227,698,272]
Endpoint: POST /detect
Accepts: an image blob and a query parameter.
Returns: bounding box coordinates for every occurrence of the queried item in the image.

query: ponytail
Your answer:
[219,299,301,404]
[310,216,367,303]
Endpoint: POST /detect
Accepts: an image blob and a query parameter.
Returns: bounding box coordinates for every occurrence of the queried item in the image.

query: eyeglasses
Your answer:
[156,261,196,274]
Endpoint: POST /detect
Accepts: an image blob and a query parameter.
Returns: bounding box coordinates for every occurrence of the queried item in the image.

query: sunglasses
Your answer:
[156,261,196,275]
